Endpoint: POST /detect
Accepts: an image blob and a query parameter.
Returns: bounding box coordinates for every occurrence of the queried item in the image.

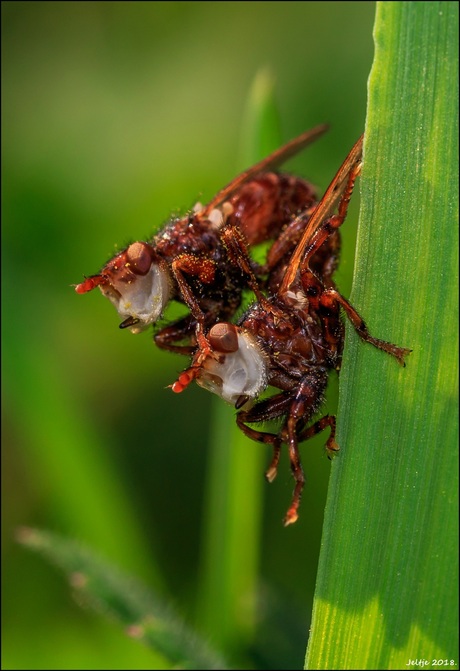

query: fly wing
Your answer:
[279,134,364,294]
[201,124,329,215]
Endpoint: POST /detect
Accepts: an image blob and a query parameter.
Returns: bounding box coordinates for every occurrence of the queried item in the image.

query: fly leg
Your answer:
[220,224,286,320]
[170,255,216,326]
[154,315,198,355]
[170,255,224,368]
[236,392,294,483]
[320,290,412,366]
[220,224,269,306]
[296,414,339,459]
[283,370,327,526]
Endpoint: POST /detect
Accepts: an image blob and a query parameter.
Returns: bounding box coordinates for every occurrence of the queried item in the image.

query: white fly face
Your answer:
[195,324,268,407]
[75,242,171,333]
[101,261,171,334]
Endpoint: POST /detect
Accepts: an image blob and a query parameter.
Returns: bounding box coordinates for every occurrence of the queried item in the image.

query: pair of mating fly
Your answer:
[76,127,411,526]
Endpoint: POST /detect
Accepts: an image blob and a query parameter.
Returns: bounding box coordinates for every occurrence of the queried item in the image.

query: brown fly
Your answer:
[75,125,330,354]
[172,134,411,526]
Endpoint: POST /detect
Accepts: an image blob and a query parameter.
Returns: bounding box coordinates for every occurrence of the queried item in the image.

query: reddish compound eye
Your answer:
[209,323,239,353]
[126,242,153,275]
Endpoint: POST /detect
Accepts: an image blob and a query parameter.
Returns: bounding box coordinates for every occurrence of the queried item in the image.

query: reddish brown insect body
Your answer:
[173,135,411,526]
[75,125,329,353]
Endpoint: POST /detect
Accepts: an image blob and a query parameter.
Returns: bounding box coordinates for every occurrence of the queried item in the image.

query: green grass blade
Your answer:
[236,68,282,171]
[195,69,281,654]
[306,2,458,669]
[18,527,229,670]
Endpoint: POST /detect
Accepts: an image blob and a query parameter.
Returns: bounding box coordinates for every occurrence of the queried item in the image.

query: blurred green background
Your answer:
[2,2,376,669]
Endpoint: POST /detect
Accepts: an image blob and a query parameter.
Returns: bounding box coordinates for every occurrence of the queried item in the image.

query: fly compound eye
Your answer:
[100,262,171,333]
[196,330,267,405]
[126,242,153,275]
[209,323,239,353]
